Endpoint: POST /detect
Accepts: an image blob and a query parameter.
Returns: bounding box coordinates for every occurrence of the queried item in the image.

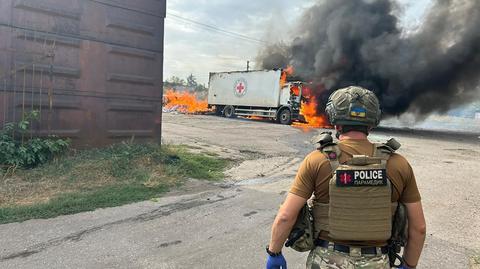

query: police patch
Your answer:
[350,107,366,118]
[336,169,387,187]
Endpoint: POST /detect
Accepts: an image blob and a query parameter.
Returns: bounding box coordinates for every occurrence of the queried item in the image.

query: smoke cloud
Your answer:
[258,0,480,117]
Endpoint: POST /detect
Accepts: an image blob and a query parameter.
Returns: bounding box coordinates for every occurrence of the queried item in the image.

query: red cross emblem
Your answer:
[340,173,352,185]
[234,79,247,97]
[236,82,245,94]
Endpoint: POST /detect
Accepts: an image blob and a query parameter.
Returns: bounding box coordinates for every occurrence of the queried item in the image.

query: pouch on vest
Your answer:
[285,203,315,252]
[329,154,392,241]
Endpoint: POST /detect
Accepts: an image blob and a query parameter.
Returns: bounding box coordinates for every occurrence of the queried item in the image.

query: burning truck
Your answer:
[207,69,306,125]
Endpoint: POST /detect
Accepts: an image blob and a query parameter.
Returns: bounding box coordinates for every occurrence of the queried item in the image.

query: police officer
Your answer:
[266,86,426,269]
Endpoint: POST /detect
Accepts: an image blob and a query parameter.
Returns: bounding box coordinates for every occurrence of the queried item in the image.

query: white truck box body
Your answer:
[208,70,283,107]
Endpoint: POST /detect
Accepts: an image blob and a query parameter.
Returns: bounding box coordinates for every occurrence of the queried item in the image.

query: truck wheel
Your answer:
[223,105,236,118]
[277,109,292,125]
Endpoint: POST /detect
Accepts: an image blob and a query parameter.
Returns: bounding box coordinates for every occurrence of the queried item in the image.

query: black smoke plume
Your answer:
[258,0,480,117]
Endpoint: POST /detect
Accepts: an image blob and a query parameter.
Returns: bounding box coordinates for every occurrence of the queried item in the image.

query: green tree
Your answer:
[186,74,198,88]
[165,76,186,87]
[195,84,207,93]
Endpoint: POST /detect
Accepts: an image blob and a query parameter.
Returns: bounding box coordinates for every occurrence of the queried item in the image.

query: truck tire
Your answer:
[277,108,292,125]
[224,105,236,118]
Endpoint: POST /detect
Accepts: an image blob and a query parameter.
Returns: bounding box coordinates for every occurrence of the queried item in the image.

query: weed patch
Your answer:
[0,111,70,169]
[0,143,229,224]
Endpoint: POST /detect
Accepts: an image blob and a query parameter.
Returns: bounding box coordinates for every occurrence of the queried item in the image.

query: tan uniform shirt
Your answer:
[290,138,421,246]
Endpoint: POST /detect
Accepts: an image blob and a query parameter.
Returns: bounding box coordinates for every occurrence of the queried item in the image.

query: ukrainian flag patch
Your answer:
[350,107,367,118]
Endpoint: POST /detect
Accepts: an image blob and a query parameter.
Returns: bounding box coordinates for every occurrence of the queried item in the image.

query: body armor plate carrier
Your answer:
[313,140,399,242]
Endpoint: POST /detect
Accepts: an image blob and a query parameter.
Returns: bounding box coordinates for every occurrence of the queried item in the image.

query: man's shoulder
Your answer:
[386,152,414,178]
[387,152,410,166]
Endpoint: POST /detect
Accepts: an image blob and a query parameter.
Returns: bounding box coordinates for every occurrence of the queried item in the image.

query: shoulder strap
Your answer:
[320,144,341,171]
[373,139,400,165]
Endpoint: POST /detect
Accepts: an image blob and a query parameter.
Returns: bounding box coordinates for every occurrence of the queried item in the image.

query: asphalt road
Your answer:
[1,114,479,269]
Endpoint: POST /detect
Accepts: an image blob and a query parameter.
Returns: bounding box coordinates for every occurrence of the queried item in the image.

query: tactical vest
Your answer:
[313,142,399,241]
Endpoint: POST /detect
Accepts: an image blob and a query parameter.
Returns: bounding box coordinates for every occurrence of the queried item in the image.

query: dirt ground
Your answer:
[0,113,479,269]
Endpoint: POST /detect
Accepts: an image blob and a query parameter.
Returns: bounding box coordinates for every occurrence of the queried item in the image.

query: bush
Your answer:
[0,111,70,169]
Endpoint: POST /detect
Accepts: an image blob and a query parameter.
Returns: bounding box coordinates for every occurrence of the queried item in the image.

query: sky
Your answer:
[164,0,433,85]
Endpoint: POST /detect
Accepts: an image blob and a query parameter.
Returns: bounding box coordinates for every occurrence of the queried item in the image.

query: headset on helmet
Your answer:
[325,86,381,127]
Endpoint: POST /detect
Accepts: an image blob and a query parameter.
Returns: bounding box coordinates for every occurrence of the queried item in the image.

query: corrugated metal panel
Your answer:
[0,0,165,148]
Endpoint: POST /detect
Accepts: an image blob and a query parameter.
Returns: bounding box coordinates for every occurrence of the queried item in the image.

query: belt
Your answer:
[315,239,388,255]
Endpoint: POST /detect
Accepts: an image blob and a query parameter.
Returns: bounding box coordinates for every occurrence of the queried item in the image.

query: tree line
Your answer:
[164,74,207,93]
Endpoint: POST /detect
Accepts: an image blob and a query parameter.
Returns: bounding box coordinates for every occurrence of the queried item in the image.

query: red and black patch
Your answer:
[336,169,387,187]
[327,152,337,160]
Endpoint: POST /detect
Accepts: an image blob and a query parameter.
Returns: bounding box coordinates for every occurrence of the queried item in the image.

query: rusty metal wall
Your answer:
[0,0,165,147]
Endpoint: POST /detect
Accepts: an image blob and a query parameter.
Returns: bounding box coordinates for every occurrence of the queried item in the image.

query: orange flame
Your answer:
[163,89,209,114]
[300,97,330,127]
[291,85,300,96]
[284,65,294,75]
[280,65,294,88]
[291,82,332,129]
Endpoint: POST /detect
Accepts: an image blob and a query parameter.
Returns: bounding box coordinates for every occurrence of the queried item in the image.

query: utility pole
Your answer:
[247,61,250,72]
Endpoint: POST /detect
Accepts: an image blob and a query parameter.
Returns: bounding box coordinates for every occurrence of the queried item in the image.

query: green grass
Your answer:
[0,143,229,224]
[0,184,168,224]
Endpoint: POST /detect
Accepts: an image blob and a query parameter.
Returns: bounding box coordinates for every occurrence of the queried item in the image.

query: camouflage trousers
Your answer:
[306,246,390,269]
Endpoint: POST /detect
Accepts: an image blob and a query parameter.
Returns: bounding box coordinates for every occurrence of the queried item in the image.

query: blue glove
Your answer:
[266,254,287,269]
